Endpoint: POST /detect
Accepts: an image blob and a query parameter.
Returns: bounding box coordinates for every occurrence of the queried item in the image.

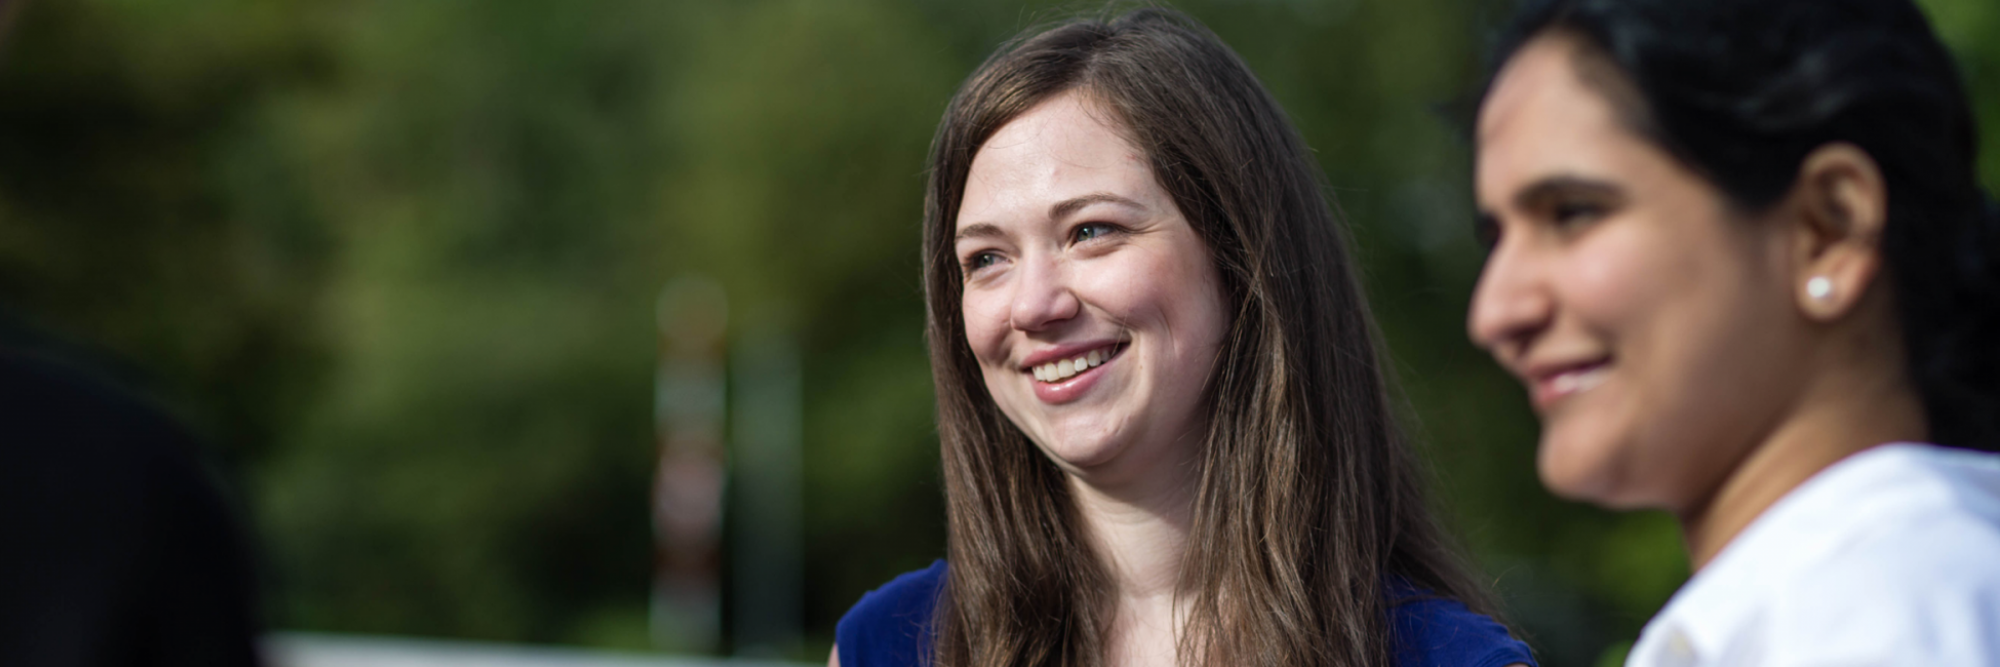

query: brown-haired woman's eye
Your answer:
[963,252,1001,274]
[1071,222,1120,244]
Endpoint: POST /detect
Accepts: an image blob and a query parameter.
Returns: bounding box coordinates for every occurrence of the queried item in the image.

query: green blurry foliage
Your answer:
[0,0,1994,664]
[0,0,331,465]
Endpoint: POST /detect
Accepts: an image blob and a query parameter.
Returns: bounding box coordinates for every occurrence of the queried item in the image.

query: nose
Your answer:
[1009,251,1080,332]
[1467,238,1553,356]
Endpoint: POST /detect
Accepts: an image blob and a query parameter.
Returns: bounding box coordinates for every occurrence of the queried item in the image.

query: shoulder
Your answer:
[1763,510,2000,662]
[1651,445,2000,665]
[836,560,947,667]
[1787,446,2000,619]
[0,348,260,665]
[0,347,236,551]
[1388,585,1536,667]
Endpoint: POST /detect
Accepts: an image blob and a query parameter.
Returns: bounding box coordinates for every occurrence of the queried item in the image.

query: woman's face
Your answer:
[955,90,1229,488]
[1469,35,1813,510]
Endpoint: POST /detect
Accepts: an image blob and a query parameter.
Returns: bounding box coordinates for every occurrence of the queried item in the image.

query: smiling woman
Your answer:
[828,7,1536,667]
[1470,0,2000,664]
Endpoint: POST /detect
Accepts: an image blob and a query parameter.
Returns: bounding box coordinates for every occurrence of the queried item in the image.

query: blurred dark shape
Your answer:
[0,320,261,667]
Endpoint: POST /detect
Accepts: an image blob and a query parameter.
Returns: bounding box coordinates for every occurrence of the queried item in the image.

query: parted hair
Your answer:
[920,7,1497,667]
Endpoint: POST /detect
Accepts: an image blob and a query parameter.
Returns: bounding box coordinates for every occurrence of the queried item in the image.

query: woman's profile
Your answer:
[1469,0,2000,663]
[833,7,1535,667]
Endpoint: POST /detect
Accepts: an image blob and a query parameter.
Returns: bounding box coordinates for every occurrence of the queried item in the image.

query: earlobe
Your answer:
[1790,143,1888,321]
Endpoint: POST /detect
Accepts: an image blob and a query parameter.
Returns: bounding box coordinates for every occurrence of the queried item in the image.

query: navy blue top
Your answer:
[837,560,1535,667]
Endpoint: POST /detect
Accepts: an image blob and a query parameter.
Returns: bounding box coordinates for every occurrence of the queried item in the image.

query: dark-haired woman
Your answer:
[832,8,1534,667]
[1469,0,2000,664]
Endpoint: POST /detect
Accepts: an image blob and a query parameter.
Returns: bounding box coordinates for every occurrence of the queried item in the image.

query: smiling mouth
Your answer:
[1030,343,1126,384]
[1534,360,1611,407]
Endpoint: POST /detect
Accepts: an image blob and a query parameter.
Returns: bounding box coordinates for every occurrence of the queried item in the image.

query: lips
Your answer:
[1022,341,1127,405]
[1526,358,1611,411]
[1029,342,1124,383]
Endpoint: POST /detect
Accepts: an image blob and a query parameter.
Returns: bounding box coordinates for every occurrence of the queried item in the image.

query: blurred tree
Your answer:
[0,0,332,467]
[252,0,676,645]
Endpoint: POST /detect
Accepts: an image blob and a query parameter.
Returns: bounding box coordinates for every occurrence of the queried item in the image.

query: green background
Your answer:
[1,1,1994,665]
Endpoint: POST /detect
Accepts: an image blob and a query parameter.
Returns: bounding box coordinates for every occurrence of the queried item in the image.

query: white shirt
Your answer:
[1626,443,2000,667]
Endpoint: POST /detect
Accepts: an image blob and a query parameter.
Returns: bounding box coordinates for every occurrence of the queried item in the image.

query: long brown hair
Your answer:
[922,8,1494,667]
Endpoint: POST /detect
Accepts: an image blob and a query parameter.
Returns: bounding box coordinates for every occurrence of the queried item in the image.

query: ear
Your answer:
[1787,143,1888,322]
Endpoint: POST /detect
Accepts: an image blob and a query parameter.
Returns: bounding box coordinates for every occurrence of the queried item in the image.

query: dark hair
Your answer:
[1482,0,2000,450]
[923,7,1494,667]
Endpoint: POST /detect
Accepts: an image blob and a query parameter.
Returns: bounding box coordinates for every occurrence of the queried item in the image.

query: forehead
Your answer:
[1476,35,1636,204]
[958,91,1158,228]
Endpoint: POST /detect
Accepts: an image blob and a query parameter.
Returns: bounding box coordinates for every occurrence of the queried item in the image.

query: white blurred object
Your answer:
[264,633,810,667]
[1625,443,2000,667]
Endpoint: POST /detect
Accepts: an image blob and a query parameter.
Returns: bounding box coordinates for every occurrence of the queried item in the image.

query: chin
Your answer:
[1020,416,1122,469]
[1535,422,1640,507]
[1038,433,1125,471]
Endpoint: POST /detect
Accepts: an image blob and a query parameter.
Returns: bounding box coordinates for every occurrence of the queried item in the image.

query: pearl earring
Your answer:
[1807,276,1833,301]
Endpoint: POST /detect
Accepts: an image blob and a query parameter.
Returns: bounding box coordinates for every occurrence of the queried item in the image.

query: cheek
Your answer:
[1564,214,1778,378]
[1139,250,1229,367]
[1170,264,1231,354]
[960,289,1011,362]
[1561,228,1673,329]
[1548,216,1793,505]
[1071,253,1150,323]
[1077,245,1227,345]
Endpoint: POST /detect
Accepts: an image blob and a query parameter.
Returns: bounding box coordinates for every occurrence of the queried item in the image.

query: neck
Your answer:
[1678,346,1927,569]
[1069,463,1196,667]
[1069,462,1196,602]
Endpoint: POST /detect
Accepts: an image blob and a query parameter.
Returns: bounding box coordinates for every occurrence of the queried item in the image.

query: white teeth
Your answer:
[1552,367,1608,395]
[1029,345,1120,383]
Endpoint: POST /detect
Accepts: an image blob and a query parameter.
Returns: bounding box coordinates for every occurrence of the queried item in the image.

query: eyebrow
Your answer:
[954,192,1148,243]
[954,222,1005,244]
[1048,192,1145,222]
[1512,174,1624,211]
